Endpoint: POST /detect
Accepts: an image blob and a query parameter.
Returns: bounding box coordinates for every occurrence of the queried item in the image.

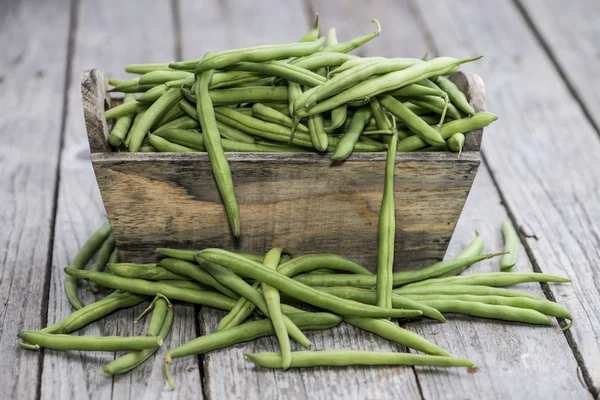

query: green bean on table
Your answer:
[18,331,163,352]
[108,262,189,281]
[64,220,112,310]
[158,258,239,298]
[394,284,544,300]
[401,272,570,289]
[64,268,237,310]
[87,234,116,291]
[245,350,474,369]
[501,220,518,271]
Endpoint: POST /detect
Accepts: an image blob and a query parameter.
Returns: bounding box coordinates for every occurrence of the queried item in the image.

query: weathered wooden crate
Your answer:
[82,69,486,271]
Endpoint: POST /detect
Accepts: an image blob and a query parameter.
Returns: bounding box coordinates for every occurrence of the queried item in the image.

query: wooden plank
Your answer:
[0,0,71,399]
[409,0,600,396]
[409,167,588,399]
[39,0,202,399]
[518,0,600,133]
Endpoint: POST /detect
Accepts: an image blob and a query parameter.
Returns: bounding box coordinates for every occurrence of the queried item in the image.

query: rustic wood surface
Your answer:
[1,0,599,399]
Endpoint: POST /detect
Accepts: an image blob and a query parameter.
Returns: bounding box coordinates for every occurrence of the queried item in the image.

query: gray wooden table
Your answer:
[1,0,599,399]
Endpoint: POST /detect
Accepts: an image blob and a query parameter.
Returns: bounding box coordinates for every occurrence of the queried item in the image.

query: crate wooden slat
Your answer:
[82,69,485,271]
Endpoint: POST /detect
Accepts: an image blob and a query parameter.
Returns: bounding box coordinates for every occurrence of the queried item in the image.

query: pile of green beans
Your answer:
[103,18,497,237]
[21,215,571,387]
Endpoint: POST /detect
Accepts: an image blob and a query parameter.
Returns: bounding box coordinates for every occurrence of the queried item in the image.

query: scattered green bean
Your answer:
[18,331,163,352]
[501,220,518,271]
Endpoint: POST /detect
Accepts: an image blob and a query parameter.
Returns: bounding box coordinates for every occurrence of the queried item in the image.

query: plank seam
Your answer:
[481,153,599,399]
[196,306,208,399]
[35,0,81,398]
[171,0,183,61]
[512,0,600,139]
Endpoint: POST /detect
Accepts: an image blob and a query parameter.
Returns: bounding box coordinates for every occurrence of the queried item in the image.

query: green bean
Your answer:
[194,37,325,74]
[291,52,357,70]
[103,305,174,375]
[107,262,188,281]
[158,248,266,264]
[259,248,291,368]
[397,112,498,152]
[139,70,192,85]
[87,234,116,291]
[18,331,163,352]
[320,19,381,54]
[64,221,112,310]
[296,56,482,118]
[196,69,240,236]
[287,81,303,141]
[108,94,136,147]
[252,103,309,133]
[124,108,148,146]
[378,96,445,146]
[432,76,474,115]
[405,272,571,290]
[105,100,139,120]
[413,300,551,325]
[388,83,445,98]
[210,86,288,105]
[331,106,373,161]
[404,96,461,120]
[110,77,142,92]
[376,131,398,309]
[394,284,543,300]
[403,294,572,327]
[178,101,256,143]
[158,258,239,299]
[328,56,387,77]
[302,59,422,109]
[298,13,320,42]
[439,231,484,278]
[210,71,265,89]
[137,84,168,103]
[307,106,328,151]
[345,317,450,356]
[181,86,196,103]
[447,133,465,155]
[217,280,261,331]
[245,350,474,369]
[125,63,172,74]
[108,78,124,87]
[278,254,372,277]
[325,104,348,133]
[40,291,145,335]
[129,88,182,152]
[162,279,211,291]
[153,115,199,133]
[197,249,420,318]
[501,220,518,271]
[294,253,504,288]
[226,61,325,87]
[164,311,341,389]
[148,134,200,152]
[64,268,237,310]
[312,286,443,321]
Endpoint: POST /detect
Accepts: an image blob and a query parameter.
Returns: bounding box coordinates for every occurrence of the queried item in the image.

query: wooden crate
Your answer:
[82,69,486,271]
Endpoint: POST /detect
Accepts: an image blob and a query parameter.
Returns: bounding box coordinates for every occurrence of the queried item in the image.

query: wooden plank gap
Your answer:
[480,151,598,399]
[511,0,600,140]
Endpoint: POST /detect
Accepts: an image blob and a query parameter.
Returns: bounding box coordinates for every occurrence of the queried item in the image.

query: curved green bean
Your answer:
[196,69,240,236]
[446,133,465,156]
[194,37,325,74]
[501,220,518,271]
[252,103,309,133]
[18,331,163,352]
[344,317,450,356]
[105,100,139,120]
[64,268,237,310]
[226,61,325,87]
[278,254,372,277]
[331,106,372,160]
[87,234,116,291]
[432,76,474,115]
[245,350,475,369]
[412,300,551,325]
[197,249,420,318]
[394,284,543,300]
[64,220,112,310]
[137,84,168,104]
[107,262,188,281]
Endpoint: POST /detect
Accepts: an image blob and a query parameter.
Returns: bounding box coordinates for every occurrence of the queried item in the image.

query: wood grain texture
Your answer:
[518,0,600,133]
[40,0,199,399]
[0,0,70,399]
[410,0,600,396]
[409,167,589,399]
[86,70,483,272]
